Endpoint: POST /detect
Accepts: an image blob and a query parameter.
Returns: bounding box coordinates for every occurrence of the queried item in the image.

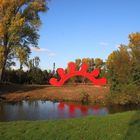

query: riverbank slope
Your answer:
[0,84,109,103]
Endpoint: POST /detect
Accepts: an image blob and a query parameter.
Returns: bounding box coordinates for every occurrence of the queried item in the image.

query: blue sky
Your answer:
[30,0,140,70]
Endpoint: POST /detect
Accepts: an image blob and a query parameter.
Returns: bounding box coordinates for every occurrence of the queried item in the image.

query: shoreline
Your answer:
[0,84,109,103]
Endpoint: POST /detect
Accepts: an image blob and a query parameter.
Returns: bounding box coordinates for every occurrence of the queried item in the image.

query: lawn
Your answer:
[0,111,139,140]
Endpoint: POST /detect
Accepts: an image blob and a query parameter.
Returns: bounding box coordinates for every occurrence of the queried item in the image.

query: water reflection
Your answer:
[57,102,108,117]
[0,101,139,122]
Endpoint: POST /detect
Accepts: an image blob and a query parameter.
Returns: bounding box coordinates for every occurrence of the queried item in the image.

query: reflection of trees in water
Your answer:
[0,101,140,121]
[27,100,39,108]
[13,101,40,120]
[0,103,7,121]
[108,104,140,114]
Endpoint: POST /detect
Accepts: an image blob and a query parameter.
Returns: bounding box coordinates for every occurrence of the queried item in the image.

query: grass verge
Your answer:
[0,111,139,140]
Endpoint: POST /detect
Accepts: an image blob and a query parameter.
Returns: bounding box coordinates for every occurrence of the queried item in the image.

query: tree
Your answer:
[28,67,44,84]
[28,56,40,69]
[128,32,140,85]
[94,58,103,68]
[34,56,40,68]
[75,59,81,70]
[89,58,94,72]
[0,0,48,81]
[16,46,30,70]
[107,44,131,91]
[106,33,140,104]
[82,58,91,66]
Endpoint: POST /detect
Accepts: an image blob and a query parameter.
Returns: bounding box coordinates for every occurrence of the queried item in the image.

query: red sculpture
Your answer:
[49,62,107,86]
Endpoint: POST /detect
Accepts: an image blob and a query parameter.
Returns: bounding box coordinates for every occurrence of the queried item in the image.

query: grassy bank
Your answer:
[0,84,109,103]
[0,111,139,140]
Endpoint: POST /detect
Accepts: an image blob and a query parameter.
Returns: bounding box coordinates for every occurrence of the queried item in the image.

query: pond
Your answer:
[0,100,139,122]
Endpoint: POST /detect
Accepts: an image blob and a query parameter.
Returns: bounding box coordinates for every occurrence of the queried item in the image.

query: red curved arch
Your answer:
[49,62,107,86]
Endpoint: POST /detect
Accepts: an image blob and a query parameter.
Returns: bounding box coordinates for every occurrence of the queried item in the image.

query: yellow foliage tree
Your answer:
[0,0,48,81]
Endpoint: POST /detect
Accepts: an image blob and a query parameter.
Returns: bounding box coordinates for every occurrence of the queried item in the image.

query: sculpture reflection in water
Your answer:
[57,102,108,117]
[0,101,139,121]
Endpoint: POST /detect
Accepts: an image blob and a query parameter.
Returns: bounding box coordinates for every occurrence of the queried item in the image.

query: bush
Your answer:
[108,84,140,105]
[80,91,89,104]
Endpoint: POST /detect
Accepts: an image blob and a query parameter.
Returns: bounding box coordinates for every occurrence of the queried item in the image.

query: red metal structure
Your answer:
[49,62,107,86]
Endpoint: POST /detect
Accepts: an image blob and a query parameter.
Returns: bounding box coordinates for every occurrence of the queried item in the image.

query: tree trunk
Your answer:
[0,68,3,82]
[0,50,8,82]
[0,33,9,82]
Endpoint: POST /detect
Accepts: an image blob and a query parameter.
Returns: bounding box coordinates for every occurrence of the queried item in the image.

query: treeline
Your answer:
[1,1,140,104]
[0,0,48,82]
[65,58,106,84]
[2,57,53,85]
[2,33,140,87]
[2,57,105,85]
[4,68,52,85]
[106,32,140,104]
[1,32,140,104]
[65,32,140,104]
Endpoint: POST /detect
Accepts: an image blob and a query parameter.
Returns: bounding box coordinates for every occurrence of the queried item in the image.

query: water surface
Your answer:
[0,100,139,121]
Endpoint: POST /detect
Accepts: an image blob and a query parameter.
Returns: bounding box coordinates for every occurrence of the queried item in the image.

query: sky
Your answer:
[30,0,140,70]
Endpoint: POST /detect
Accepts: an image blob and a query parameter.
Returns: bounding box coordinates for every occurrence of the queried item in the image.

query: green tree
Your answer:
[89,58,94,72]
[128,32,140,85]
[34,56,40,68]
[28,67,44,84]
[16,46,30,70]
[0,0,48,81]
[75,59,81,70]
[94,58,103,68]
[106,45,131,91]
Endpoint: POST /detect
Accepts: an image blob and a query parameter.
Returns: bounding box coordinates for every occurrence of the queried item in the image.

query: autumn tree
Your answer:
[94,58,103,68]
[106,45,131,91]
[107,33,140,91]
[66,61,76,84]
[66,58,103,84]
[89,58,94,72]
[16,46,30,70]
[34,56,40,68]
[128,32,140,85]
[106,33,140,104]
[0,0,48,81]
[75,59,81,70]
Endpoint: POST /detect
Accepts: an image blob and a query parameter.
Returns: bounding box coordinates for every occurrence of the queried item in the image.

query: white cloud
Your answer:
[99,42,109,46]
[30,47,56,57]
[30,47,49,52]
[115,44,120,49]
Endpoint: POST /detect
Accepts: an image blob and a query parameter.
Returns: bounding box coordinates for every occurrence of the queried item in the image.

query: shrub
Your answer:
[80,91,89,104]
[108,84,140,105]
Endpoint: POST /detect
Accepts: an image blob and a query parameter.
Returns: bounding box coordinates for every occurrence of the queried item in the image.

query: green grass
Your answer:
[0,111,140,140]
